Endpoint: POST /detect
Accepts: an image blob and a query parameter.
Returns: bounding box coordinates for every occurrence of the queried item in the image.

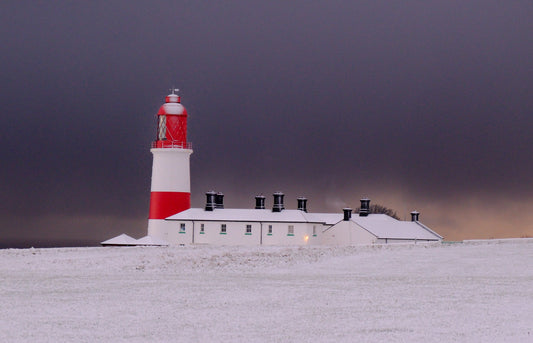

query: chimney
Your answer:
[411,211,420,222]
[272,192,285,212]
[297,197,307,212]
[255,195,266,209]
[205,191,216,211]
[359,198,370,217]
[215,192,224,209]
[343,208,352,221]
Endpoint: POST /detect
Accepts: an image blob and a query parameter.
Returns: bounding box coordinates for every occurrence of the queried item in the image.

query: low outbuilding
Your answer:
[101,233,138,246]
[321,209,442,245]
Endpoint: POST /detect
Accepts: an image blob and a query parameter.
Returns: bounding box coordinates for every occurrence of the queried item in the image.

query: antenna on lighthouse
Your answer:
[170,87,179,94]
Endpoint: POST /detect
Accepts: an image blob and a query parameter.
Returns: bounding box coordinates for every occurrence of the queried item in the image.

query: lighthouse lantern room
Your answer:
[154,90,190,149]
[147,89,193,241]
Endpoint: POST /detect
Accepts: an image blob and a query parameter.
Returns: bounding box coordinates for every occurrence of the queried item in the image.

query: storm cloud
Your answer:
[1,1,532,247]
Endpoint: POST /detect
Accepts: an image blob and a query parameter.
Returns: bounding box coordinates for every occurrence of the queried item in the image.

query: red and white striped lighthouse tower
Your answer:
[147,89,193,239]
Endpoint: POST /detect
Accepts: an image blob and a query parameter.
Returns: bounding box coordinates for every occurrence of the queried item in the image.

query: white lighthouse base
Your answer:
[147,147,193,245]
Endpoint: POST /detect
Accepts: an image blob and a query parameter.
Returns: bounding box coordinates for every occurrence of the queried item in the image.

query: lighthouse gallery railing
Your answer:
[151,141,193,149]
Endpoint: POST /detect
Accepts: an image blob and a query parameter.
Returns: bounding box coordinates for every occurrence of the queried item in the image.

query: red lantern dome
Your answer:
[154,90,189,148]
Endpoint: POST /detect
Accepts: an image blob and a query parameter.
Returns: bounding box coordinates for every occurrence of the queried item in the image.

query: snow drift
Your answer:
[1,240,531,342]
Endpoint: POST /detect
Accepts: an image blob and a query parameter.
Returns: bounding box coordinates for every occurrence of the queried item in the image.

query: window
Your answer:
[158,115,167,140]
[200,223,205,234]
[268,225,273,235]
[287,225,294,236]
[245,224,252,235]
[313,225,317,236]
[179,223,186,233]
[220,224,227,234]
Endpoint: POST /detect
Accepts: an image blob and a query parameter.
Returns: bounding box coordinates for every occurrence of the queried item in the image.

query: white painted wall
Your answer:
[321,220,376,245]
[161,220,326,246]
[350,223,378,245]
[157,217,441,246]
[194,221,261,246]
[262,223,310,246]
[148,219,189,244]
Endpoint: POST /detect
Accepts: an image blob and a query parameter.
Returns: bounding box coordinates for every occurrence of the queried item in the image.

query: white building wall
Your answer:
[308,224,323,245]
[192,221,261,246]
[159,214,441,246]
[162,218,443,246]
[262,223,315,246]
[175,221,193,245]
[148,219,191,244]
[163,220,326,246]
[350,224,378,245]
[321,221,376,246]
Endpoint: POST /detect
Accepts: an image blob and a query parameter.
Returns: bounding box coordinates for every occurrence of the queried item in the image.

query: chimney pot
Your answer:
[359,198,370,217]
[272,192,285,212]
[297,197,308,212]
[215,192,224,209]
[205,191,216,211]
[343,208,353,221]
[255,195,266,209]
[410,211,420,222]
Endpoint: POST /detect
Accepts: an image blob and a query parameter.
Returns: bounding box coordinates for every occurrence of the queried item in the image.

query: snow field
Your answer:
[0,240,532,342]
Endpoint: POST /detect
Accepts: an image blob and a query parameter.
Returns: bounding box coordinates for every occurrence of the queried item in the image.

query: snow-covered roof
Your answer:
[167,208,331,224]
[101,233,138,246]
[303,212,343,225]
[135,235,169,246]
[351,214,441,240]
[101,234,170,247]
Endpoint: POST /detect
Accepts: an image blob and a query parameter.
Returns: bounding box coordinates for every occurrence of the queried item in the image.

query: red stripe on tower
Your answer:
[149,192,191,219]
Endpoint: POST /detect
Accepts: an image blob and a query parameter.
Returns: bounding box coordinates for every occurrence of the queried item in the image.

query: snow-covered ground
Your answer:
[1,240,532,342]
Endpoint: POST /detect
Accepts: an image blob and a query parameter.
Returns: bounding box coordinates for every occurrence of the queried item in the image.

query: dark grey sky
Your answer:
[1,1,532,247]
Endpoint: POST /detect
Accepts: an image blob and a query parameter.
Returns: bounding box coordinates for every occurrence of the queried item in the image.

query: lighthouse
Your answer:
[147,89,193,241]
[102,90,443,247]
